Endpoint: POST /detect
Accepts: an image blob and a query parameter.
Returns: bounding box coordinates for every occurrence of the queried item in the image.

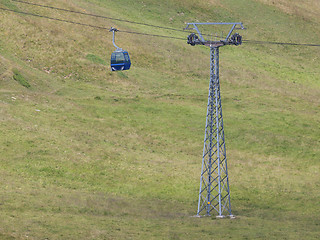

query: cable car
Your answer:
[109,27,131,71]
[111,50,131,71]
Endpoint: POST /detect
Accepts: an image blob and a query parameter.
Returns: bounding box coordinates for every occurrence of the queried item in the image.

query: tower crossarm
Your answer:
[185,22,244,47]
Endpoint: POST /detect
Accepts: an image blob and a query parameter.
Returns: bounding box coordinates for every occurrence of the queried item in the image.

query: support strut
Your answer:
[197,47,232,217]
[185,22,244,218]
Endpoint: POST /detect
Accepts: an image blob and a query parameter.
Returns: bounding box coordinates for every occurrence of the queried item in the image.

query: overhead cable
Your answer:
[1,6,320,47]
[0,7,185,40]
[11,0,187,33]
[10,0,222,38]
[243,39,320,47]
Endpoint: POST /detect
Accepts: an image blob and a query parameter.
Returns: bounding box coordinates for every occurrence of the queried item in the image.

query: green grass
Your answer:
[0,0,320,239]
[85,54,106,65]
[12,68,31,88]
[1,0,18,10]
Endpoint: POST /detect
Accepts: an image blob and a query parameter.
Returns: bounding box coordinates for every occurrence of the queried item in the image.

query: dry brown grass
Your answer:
[256,0,320,22]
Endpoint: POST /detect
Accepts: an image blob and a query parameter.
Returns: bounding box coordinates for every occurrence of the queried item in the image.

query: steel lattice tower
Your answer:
[185,22,244,218]
[197,46,232,217]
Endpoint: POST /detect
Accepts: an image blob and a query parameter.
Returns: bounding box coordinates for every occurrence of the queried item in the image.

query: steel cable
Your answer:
[1,5,320,47]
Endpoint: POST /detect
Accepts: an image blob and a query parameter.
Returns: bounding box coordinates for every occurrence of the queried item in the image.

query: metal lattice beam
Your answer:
[186,22,244,218]
[197,47,232,217]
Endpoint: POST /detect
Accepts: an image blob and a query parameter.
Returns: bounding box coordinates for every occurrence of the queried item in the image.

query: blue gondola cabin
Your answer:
[110,50,131,71]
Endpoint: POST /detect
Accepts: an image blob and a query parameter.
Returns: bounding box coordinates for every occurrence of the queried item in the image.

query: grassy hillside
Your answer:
[0,0,319,239]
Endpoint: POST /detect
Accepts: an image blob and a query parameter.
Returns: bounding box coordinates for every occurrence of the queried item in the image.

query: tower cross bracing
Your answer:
[185,22,244,218]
